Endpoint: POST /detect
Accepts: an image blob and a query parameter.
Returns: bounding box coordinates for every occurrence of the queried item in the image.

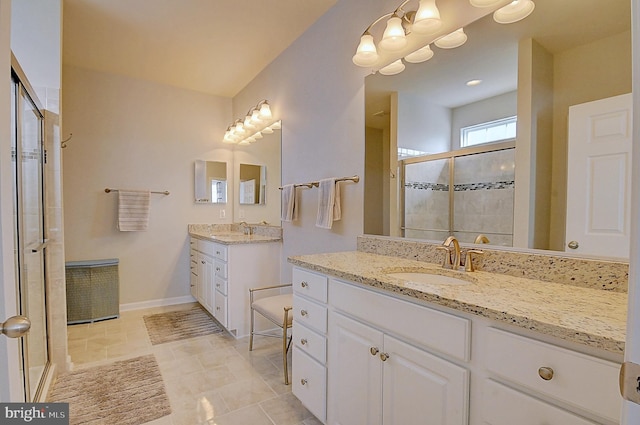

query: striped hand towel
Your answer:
[117,190,150,231]
[316,178,341,229]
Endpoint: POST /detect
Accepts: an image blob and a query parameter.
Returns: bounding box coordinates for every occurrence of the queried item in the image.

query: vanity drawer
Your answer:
[330,279,470,362]
[293,268,328,303]
[293,322,327,364]
[214,261,227,279]
[481,379,599,425]
[214,275,227,295]
[294,295,327,334]
[293,349,326,423]
[213,244,227,262]
[485,327,621,423]
[197,239,215,256]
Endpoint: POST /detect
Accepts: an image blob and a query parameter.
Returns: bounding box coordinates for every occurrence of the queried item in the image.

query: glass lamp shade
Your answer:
[494,0,535,24]
[270,120,282,130]
[352,34,379,67]
[469,0,504,7]
[250,109,261,125]
[259,102,272,120]
[412,0,442,34]
[434,28,467,49]
[379,59,405,76]
[262,126,274,134]
[379,16,407,51]
[235,122,244,133]
[405,44,434,63]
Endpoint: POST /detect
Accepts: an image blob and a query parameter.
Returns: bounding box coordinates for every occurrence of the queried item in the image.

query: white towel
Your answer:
[117,189,150,231]
[281,184,298,222]
[316,178,341,229]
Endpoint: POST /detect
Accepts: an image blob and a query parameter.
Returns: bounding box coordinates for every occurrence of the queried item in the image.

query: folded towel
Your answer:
[117,190,150,231]
[281,184,298,222]
[316,178,341,229]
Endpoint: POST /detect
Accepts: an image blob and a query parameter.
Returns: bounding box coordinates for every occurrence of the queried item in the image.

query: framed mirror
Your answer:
[194,160,227,204]
[364,0,631,255]
[239,163,266,205]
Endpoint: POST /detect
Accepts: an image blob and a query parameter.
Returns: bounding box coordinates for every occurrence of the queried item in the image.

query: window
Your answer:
[460,116,517,148]
[398,147,429,159]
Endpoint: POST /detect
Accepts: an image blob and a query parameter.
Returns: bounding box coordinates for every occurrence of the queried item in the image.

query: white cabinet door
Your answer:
[198,253,215,314]
[328,312,384,425]
[382,335,469,425]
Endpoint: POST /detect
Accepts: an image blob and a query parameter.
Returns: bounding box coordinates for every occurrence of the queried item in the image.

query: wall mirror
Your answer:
[364,0,631,256]
[194,160,227,204]
[239,163,266,205]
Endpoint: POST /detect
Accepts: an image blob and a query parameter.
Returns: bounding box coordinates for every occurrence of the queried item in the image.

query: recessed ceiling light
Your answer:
[466,79,482,86]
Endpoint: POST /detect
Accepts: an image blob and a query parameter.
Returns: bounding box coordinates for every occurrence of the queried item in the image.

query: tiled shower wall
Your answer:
[404,148,515,245]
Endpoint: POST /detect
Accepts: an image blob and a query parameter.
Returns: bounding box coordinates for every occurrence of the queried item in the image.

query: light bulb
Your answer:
[379,59,405,76]
[235,122,244,133]
[434,28,467,49]
[379,15,407,51]
[259,102,272,120]
[412,0,442,34]
[404,44,434,63]
[352,33,379,67]
[493,0,535,24]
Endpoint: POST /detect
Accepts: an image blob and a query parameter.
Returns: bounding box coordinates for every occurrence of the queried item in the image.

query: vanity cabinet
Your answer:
[190,236,280,337]
[327,279,470,425]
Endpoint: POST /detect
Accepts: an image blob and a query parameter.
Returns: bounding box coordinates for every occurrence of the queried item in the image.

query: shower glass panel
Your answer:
[13,75,49,401]
[404,158,450,240]
[453,149,515,245]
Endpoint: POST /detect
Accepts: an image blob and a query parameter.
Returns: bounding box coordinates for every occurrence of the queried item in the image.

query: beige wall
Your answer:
[62,65,233,306]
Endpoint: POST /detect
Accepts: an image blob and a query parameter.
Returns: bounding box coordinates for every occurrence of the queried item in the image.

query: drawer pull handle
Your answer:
[301,338,308,345]
[380,353,390,361]
[300,310,308,317]
[538,366,554,381]
[370,347,379,356]
[301,378,308,386]
[301,281,308,288]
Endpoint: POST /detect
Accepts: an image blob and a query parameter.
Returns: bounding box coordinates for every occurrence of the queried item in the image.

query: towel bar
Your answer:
[105,188,170,195]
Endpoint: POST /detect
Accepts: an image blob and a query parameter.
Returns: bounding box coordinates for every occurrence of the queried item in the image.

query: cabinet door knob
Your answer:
[370,347,379,356]
[568,241,579,250]
[201,260,205,264]
[538,366,554,381]
[300,310,308,317]
[380,353,390,361]
[300,378,308,386]
[301,281,308,288]
[300,338,308,345]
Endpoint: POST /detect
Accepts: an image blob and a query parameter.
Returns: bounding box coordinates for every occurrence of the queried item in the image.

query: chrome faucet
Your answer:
[441,236,462,270]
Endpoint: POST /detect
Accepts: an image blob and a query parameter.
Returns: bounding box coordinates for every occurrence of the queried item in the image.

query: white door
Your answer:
[382,335,469,425]
[566,93,633,258]
[328,312,383,425]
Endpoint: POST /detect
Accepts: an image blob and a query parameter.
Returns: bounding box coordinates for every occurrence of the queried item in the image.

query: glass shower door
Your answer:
[12,76,49,401]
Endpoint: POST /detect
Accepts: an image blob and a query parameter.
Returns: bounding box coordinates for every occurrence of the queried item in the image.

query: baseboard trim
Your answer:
[120,295,196,312]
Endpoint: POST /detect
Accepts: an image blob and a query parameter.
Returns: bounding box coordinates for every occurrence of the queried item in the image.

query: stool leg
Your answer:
[249,307,255,351]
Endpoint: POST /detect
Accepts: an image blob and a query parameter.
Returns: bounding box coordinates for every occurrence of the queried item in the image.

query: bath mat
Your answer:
[49,354,171,425]
[143,305,224,345]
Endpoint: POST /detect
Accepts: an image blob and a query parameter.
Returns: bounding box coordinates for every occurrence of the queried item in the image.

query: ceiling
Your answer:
[62,0,337,97]
[365,0,631,128]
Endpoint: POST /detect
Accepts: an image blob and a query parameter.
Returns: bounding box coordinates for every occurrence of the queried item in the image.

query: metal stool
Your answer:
[249,284,293,384]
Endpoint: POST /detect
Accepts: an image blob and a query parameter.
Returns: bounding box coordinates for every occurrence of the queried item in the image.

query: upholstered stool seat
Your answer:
[249,284,293,384]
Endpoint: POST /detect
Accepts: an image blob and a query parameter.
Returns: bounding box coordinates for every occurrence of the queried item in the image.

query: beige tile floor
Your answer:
[64,302,321,425]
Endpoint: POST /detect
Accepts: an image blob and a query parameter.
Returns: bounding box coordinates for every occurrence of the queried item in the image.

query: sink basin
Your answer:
[386,272,471,286]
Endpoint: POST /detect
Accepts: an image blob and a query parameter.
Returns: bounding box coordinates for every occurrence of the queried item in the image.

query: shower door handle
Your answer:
[0,316,31,338]
[30,239,49,253]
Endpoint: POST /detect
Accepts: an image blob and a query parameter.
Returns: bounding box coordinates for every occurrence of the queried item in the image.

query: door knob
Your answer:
[370,347,379,356]
[1,316,31,338]
[568,241,579,249]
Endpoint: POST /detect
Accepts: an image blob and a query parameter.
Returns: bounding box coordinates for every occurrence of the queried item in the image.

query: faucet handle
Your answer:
[465,249,484,272]
[436,246,452,268]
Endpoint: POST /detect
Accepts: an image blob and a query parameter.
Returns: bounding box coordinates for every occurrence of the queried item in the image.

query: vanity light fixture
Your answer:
[223,100,279,145]
[405,44,434,63]
[379,59,406,75]
[466,79,482,86]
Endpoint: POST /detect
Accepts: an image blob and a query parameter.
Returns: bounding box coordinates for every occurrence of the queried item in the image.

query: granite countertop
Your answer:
[288,251,627,355]
[189,230,281,245]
